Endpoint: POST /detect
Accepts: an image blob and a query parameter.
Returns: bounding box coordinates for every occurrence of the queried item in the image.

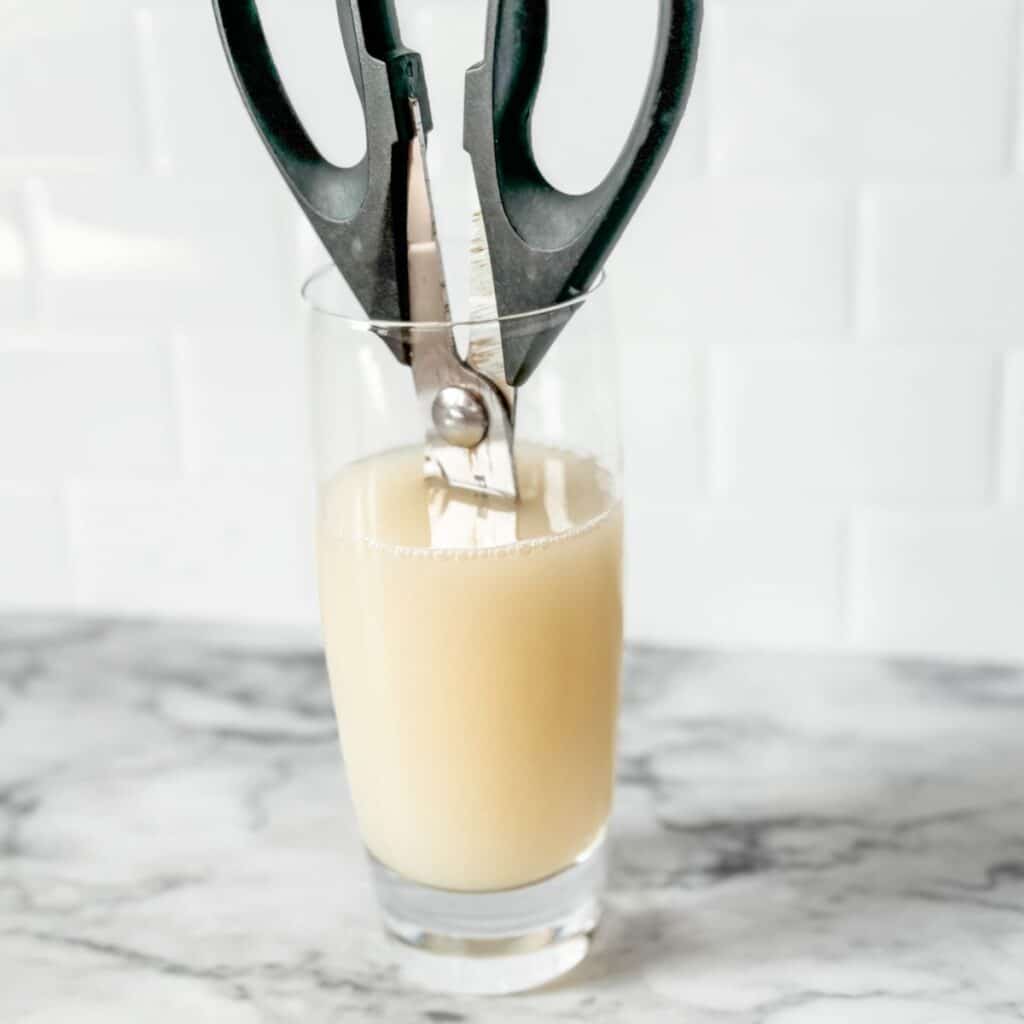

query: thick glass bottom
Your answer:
[370,833,606,995]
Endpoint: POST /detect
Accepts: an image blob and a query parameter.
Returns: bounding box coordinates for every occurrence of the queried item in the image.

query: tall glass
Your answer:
[304,266,623,994]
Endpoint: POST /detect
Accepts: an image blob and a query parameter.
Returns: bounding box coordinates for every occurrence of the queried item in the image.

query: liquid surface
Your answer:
[318,445,623,892]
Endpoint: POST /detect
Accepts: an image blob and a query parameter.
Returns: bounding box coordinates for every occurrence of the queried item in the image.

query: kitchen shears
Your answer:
[213,0,702,502]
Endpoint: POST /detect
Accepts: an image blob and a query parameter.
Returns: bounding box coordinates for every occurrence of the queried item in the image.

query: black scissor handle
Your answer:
[465,0,702,385]
[213,0,431,333]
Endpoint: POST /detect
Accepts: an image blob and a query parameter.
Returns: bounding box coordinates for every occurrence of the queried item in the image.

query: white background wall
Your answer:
[1,0,1023,660]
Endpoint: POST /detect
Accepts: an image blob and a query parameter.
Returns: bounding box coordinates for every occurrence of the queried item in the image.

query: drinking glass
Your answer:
[304,265,623,994]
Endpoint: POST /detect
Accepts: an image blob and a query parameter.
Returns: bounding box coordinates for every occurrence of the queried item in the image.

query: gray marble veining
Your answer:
[2,617,1023,1022]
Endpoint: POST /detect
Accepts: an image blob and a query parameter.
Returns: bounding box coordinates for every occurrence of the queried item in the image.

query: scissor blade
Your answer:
[406,112,451,326]
[467,208,515,419]
[405,99,518,548]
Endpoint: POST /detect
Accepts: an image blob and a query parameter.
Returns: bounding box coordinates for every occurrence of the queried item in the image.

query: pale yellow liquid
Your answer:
[317,445,623,892]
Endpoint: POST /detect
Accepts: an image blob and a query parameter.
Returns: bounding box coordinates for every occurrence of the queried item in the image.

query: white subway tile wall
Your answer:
[1,0,1022,659]
[0,5,146,172]
[139,5,284,179]
[30,177,293,333]
[707,0,1017,178]
[1018,2,1024,172]
[69,480,316,623]
[1005,352,1024,501]
[0,188,30,326]
[615,181,851,337]
[0,346,179,479]
[626,499,845,649]
[850,509,1024,661]
[623,343,704,503]
[0,487,71,609]
[172,330,309,478]
[709,346,997,502]
[859,184,1024,337]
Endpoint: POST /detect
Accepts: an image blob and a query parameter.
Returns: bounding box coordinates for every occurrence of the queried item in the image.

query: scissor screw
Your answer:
[432,386,489,449]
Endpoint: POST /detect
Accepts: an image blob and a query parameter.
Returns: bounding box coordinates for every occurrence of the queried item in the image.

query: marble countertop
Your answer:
[2,617,1024,1022]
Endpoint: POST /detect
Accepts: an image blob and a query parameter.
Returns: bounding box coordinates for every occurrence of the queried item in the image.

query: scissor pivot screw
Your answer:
[432,386,489,449]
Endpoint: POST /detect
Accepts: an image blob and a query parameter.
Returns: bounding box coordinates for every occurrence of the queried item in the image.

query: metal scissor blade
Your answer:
[406,105,451,326]
[467,209,516,420]
[404,99,518,547]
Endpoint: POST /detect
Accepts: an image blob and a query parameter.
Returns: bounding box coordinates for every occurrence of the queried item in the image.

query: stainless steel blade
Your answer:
[467,208,516,420]
[404,98,518,546]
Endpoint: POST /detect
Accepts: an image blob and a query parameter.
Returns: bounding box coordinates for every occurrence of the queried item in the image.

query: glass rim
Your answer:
[300,263,606,330]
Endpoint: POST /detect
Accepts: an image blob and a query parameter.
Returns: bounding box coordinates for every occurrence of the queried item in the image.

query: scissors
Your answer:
[213,0,702,502]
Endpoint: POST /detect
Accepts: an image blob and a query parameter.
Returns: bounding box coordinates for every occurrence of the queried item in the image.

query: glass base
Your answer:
[370,833,606,995]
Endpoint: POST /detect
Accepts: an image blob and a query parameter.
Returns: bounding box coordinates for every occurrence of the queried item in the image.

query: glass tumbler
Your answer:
[304,265,623,994]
